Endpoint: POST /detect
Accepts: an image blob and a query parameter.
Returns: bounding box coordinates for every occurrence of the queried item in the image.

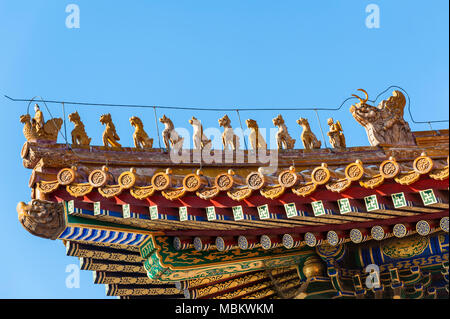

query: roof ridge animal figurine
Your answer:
[33,104,44,134]
[130,116,153,149]
[68,111,91,146]
[246,119,267,150]
[20,105,63,143]
[189,116,212,151]
[327,118,346,149]
[273,114,296,150]
[218,114,240,151]
[159,114,184,152]
[297,117,321,150]
[350,89,415,146]
[100,113,122,148]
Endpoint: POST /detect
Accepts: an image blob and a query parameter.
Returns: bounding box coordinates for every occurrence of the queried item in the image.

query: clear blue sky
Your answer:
[0,0,448,298]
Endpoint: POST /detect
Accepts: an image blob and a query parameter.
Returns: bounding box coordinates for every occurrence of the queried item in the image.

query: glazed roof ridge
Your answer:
[21,129,450,171]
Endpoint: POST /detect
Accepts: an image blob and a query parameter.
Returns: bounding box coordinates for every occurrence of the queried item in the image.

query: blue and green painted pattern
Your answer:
[357,233,448,268]
[58,226,149,246]
[140,235,315,282]
[62,201,151,246]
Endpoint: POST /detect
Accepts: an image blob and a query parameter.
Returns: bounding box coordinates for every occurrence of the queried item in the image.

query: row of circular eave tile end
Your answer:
[171,216,449,252]
[35,152,449,202]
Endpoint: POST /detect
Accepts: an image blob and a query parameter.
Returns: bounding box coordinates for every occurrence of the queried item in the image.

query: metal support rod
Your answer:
[153,106,163,152]
[314,109,328,149]
[428,122,440,136]
[62,102,68,147]
[236,109,248,151]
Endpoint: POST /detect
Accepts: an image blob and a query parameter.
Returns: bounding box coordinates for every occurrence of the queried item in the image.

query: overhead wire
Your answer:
[6,85,448,124]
